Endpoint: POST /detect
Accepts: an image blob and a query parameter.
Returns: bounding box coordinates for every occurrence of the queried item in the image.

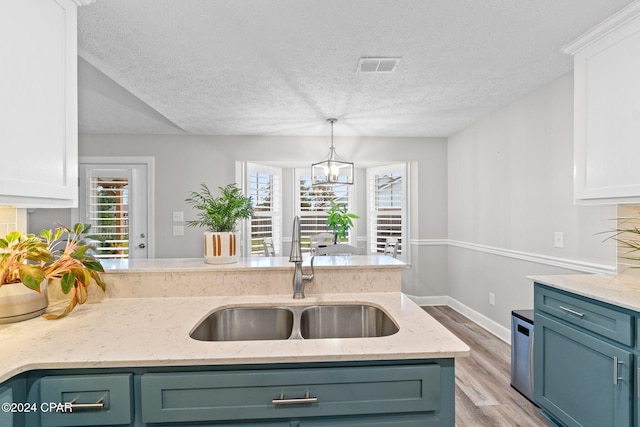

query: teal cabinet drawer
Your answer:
[39,374,133,427]
[141,364,440,424]
[534,284,633,346]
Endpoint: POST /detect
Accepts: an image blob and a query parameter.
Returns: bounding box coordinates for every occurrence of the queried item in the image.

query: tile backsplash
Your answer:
[0,207,27,235]
[616,205,640,276]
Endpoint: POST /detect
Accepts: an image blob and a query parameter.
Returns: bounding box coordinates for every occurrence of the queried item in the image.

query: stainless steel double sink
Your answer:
[190,304,399,341]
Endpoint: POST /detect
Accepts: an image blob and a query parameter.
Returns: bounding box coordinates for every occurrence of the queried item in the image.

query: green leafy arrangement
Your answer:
[185,183,254,232]
[326,201,359,243]
[0,223,106,319]
[605,216,640,265]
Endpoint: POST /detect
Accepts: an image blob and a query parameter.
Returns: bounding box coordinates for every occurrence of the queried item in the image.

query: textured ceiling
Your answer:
[77,0,634,137]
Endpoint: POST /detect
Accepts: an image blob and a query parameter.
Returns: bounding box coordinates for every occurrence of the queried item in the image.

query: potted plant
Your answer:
[41,223,106,319]
[0,223,106,323]
[186,183,254,264]
[0,231,51,323]
[326,201,359,244]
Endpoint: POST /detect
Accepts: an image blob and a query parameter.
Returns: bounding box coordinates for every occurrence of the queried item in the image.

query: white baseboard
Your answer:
[406,294,512,344]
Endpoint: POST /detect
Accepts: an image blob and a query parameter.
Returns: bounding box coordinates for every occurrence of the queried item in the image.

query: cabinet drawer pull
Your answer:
[558,305,584,318]
[613,356,623,385]
[272,391,318,406]
[68,397,105,411]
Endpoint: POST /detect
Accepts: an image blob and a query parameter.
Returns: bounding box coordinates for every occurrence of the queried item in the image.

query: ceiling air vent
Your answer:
[357,57,401,73]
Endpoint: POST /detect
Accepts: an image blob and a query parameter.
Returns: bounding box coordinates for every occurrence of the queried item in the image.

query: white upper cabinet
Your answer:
[565,1,640,204]
[0,0,79,207]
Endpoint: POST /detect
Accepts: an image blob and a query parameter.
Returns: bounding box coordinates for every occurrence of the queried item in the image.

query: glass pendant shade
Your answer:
[311,119,354,186]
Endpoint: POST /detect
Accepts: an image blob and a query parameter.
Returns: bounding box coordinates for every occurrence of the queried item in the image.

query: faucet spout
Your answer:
[290,215,314,299]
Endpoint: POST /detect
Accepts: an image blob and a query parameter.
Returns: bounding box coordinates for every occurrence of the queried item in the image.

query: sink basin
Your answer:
[190,304,399,341]
[190,307,294,341]
[299,304,399,339]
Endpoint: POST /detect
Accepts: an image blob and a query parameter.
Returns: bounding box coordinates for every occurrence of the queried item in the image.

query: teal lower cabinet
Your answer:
[0,359,455,427]
[534,283,635,427]
[38,374,133,427]
[140,362,451,425]
[0,375,26,427]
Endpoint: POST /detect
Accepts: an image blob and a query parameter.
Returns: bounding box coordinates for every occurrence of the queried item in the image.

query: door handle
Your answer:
[138,243,146,249]
[613,356,623,385]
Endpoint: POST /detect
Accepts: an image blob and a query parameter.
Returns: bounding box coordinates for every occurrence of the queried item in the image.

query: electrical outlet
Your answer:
[173,225,184,236]
[172,211,184,222]
[489,293,495,306]
[554,231,564,248]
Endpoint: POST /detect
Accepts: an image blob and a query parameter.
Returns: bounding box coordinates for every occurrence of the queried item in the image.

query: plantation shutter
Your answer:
[86,170,131,259]
[295,168,354,252]
[367,164,407,260]
[246,163,282,255]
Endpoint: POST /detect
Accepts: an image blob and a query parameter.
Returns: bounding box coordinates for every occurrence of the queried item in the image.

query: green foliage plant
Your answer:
[42,223,106,319]
[0,232,51,290]
[185,183,254,232]
[326,201,359,243]
[603,215,640,267]
[0,223,105,320]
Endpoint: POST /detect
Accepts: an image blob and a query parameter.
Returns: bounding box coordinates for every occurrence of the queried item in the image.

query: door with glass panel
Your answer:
[79,164,149,259]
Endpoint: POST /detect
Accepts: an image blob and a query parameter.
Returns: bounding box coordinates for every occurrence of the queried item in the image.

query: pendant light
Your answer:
[311,118,354,186]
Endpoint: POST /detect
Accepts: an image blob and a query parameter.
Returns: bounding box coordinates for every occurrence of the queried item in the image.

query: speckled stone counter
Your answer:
[100,256,405,298]
[0,256,470,384]
[528,273,640,312]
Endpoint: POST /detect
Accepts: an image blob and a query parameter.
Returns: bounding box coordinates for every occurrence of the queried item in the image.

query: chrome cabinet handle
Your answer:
[272,391,318,406]
[68,397,105,411]
[613,356,623,385]
[558,305,584,318]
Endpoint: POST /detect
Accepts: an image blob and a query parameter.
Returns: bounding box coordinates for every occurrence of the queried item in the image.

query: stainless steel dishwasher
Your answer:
[510,309,536,404]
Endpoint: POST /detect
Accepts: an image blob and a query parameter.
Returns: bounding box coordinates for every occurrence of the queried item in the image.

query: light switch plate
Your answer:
[554,232,564,248]
[172,211,184,222]
[173,225,184,236]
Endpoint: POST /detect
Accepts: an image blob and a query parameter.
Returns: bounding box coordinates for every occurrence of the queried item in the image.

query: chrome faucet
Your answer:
[289,215,314,299]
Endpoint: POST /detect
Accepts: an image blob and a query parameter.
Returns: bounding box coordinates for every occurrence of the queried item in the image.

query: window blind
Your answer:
[247,165,281,255]
[88,176,129,259]
[368,166,406,257]
[296,171,353,251]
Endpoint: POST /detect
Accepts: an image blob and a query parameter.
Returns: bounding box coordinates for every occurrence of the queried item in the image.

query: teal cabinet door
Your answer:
[0,383,15,427]
[0,376,26,427]
[534,313,632,427]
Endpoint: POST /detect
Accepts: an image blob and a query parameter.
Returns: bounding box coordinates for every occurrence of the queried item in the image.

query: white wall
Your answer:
[446,72,617,336]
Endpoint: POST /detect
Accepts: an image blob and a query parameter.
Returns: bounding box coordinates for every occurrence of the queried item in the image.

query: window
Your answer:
[294,168,354,252]
[245,163,282,255]
[367,164,407,260]
[87,175,130,259]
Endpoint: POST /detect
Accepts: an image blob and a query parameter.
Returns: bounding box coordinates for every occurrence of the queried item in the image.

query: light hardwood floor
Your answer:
[422,306,549,427]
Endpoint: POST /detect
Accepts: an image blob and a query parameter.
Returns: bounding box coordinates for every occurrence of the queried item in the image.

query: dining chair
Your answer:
[383,237,399,258]
[263,237,275,257]
[315,243,360,256]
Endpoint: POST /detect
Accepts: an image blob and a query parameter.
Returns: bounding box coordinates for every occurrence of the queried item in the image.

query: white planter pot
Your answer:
[204,231,240,264]
[0,281,48,324]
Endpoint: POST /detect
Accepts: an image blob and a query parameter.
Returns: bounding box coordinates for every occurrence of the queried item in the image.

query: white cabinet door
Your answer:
[0,0,78,207]
[566,2,640,204]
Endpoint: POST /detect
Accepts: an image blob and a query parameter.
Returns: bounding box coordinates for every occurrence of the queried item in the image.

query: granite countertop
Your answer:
[529,273,640,312]
[0,291,470,383]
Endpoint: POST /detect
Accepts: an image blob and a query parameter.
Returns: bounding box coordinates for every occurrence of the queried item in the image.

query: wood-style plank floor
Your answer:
[422,306,549,427]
